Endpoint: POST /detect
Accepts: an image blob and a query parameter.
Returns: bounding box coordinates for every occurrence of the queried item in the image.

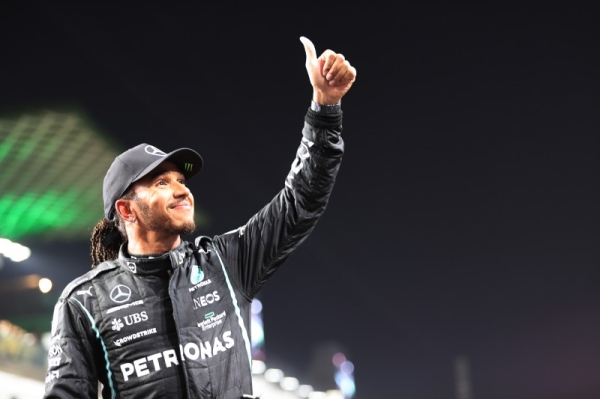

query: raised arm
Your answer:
[209,37,357,297]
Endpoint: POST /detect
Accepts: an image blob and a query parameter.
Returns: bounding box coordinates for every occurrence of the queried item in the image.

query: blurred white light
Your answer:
[251,316,264,345]
[280,376,299,391]
[39,277,53,293]
[335,366,356,396]
[22,333,36,345]
[251,298,263,313]
[264,368,284,383]
[308,392,328,399]
[41,332,52,350]
[335,370,356,396]
[252,360,266,374]
[325,390,344,399]
[297,384,314,397]
[0,238,31,262]
[340,360,354,375]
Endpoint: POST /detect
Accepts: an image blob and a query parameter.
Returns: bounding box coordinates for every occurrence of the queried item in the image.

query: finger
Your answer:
[331,67,350,86]
[299,36,317,64]
[319,50,338,79]
[324,54,348,82]
[330,62,356,86]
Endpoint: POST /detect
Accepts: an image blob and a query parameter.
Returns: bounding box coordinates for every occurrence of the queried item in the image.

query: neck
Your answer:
[126,230,181,255]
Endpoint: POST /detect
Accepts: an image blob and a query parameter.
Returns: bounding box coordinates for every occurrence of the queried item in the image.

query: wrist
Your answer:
[310,100,341,114]
[312,89,342,106]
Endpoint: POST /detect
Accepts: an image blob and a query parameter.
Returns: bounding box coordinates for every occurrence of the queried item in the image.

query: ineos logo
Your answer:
[110,285,132,303]
[144,145,166,156]
[192,291,220,309]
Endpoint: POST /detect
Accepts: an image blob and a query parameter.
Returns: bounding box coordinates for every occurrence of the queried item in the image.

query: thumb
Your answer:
[299,36,317,64]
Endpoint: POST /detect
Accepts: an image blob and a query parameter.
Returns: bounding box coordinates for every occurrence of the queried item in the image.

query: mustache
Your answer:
[169,199,192,208]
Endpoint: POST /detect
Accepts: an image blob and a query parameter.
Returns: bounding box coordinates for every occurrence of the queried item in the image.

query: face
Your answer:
[129,161,196,235]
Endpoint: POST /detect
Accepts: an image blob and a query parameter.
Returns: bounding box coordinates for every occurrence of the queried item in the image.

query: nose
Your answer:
[173,181,191,197]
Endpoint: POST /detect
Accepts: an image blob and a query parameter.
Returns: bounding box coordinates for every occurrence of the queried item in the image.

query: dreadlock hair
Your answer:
[90,188,136,268]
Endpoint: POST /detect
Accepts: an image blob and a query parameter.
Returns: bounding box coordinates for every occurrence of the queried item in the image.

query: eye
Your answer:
[156,180,168,186]
[178,179,186,185]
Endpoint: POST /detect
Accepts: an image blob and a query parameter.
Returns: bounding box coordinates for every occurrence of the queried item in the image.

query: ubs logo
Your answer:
[124,311,148,326]
[110,285,132,303]
[112,311,148,331]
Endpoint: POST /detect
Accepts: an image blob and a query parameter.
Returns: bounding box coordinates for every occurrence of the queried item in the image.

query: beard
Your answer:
[135,197,196,235]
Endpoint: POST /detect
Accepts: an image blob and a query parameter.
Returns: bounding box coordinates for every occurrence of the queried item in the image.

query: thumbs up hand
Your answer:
[300,36,357,105]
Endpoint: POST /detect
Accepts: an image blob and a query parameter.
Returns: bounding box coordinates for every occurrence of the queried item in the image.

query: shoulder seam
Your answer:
[60,261,120,298]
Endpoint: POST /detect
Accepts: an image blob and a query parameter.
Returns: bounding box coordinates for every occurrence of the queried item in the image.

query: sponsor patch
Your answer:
[190,265,204,285]
[114,327,157,347]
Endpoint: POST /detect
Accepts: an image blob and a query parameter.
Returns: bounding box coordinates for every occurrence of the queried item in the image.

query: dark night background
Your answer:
[1,3,599,399]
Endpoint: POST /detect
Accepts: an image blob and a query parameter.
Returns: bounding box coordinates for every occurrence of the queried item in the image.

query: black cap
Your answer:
[103,143,203,221]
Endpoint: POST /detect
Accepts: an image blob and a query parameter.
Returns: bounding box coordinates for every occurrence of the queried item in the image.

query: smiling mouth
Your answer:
[170,201,191,209]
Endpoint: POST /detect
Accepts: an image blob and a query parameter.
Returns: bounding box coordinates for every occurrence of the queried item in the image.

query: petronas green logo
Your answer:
[190,265,204,284]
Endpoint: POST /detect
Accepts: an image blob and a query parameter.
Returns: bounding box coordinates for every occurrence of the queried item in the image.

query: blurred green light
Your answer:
[0,110,118,240]
[0,109,209,242]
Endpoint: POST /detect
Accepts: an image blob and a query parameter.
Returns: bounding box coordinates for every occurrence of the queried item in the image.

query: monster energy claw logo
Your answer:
[184,163,193,172]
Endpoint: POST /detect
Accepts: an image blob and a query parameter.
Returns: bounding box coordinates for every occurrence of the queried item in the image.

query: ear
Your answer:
[115,198,136,222]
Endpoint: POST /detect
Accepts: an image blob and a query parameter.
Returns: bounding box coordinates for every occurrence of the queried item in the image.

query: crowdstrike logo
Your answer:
[144,145,166,156]
[114,328,157,347]
[110,285,132,303]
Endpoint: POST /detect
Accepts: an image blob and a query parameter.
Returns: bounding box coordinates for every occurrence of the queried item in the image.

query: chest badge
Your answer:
[190,265,204,284]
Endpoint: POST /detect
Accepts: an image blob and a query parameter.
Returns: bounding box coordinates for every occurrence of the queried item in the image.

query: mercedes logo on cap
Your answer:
[110,284,132,303]
[144,145,166,156]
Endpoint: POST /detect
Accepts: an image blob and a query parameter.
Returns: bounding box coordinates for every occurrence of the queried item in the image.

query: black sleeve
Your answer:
[213,109,344,298]
[43,297,102,398]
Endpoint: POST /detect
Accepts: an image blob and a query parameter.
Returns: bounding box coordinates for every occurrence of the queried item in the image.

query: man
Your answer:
[43,36,356,399]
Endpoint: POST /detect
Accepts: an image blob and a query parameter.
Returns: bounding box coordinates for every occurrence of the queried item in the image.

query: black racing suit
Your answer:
[43,108,344,399]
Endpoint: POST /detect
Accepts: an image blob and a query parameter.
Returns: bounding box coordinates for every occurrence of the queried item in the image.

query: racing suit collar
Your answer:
[117,241,192,276]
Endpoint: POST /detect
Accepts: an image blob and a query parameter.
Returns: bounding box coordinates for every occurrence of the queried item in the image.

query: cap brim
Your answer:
[135,147,203,183]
